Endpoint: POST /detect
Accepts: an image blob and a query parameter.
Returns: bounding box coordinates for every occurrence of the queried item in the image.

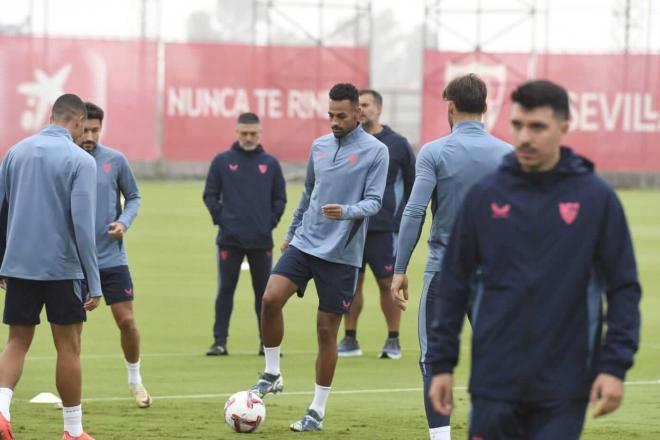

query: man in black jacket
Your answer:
[337,89,415,359]
[203,112,286,355]
[427,80,641,439]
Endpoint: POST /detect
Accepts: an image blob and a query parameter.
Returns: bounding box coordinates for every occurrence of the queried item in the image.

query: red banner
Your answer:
[0,36,158,160]
[163,43,369,162]
[422,51,660,171]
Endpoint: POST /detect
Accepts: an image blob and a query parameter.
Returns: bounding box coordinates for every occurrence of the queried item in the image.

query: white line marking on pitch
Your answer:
[76,380,660,403]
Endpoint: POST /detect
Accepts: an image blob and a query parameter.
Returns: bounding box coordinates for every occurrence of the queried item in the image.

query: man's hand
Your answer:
[429,373,454,416]
[590,373,624,418]
[280,240,290,253]
[108,222,126,240]
[0,278,6,290]
[390,273,409,310]
[84,295,101,311]
[321,204,342,220]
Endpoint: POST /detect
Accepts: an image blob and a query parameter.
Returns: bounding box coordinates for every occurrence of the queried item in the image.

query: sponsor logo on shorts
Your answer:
[341,299,351,311]
[384,264,393,273]
[124,288,133,296]
[220,249,229,261]
[491,202,510,219]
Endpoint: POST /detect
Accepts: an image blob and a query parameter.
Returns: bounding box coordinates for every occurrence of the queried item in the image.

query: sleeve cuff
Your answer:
[430,362,455,376]
[598,362,629,381]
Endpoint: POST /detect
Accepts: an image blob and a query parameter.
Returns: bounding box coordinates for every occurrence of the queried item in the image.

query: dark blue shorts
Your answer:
[272,246,359,315]
[3,278,86,325]
[100,265,134,305]
[469,395,587,440]
[359,231,395,279]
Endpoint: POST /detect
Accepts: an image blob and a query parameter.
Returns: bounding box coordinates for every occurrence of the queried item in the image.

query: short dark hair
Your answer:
[237,112,260,124]
[442,74,487,114]
[329,83,359,106]
[85,102,104,123]
[52,94,87,121]
[359,88,383,107]
[510,80,570,120]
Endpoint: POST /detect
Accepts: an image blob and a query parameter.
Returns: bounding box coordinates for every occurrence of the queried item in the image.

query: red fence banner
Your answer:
[422,51,660,171]
[0,36,158,160]
[164,43,369,162]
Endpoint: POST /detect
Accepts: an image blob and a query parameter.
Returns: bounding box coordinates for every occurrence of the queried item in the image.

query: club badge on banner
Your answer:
[422,51,660,171]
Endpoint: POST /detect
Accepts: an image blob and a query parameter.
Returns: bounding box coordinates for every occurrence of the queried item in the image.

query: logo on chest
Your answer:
[347,153,359,167]
[491,202,510,219]
[559,202,580,224]
[101,162,112,174]
[228,164,239,172]
[258,164,268,174]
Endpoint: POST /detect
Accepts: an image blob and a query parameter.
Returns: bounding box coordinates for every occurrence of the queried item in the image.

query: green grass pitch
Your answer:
[1,182,659,439]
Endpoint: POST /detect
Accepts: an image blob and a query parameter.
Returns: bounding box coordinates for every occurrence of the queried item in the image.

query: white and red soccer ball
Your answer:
[224,391,266,433]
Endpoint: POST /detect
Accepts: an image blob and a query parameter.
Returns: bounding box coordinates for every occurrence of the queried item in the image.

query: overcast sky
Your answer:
[1,0,657,53]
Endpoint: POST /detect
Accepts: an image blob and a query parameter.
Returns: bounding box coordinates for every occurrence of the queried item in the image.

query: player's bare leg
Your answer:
[110,302,140,362]
[316,310,342,386]
[51,323,83,407]
[110,301,151,408]
[251,274,297,397]
[52,323,92,438]
[290,310,342,432]
[377,275,402,359]
[338,273,364,356]
[0,325,35,438]
[0,325,35,389]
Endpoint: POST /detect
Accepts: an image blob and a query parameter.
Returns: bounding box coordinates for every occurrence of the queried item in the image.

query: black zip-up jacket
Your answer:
[428,147,641,401]
[203,142,286,249]
[368,125,416,232]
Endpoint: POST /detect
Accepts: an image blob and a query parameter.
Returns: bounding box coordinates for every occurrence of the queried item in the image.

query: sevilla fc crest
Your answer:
[258,164,268,174]
[101,162,112,174]
[559,202,580,224]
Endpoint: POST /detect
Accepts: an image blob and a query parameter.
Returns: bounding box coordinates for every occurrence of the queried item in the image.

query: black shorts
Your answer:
[3,278,86,325]
[272,246,359,315]
[469,395,587,439]
[359,231,395,279]
[99,265,134,305]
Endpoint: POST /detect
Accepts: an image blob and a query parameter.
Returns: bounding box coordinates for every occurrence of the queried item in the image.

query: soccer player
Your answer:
[391,74,512,440]
[427,80,641,439]
[0,94,101,440]
[337,88,415,359]
[249,83,388,432]
[78,102,151,408]
[203,112,286,356]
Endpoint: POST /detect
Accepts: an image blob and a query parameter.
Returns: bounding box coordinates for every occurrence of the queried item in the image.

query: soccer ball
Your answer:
[224,390,266,433]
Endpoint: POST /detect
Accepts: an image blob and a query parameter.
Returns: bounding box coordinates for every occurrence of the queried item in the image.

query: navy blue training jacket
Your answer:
[203,142,286,250]
[368,125,415,232]
[427,147,641,402]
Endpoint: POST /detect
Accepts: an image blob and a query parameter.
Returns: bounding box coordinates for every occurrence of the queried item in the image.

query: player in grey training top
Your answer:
[391,74,512,440]
[0,94,100,439]
[78,102,151,409]
[250,83,389,432]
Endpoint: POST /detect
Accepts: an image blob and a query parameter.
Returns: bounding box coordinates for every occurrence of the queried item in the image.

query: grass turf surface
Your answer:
[2,182,659,439]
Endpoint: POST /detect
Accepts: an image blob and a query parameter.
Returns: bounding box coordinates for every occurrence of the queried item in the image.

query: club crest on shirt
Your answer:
[348,153,358,166]
[101,162,112,174]
[228,164,239,172]
[258,164,268,174]
[559,202,580,224]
